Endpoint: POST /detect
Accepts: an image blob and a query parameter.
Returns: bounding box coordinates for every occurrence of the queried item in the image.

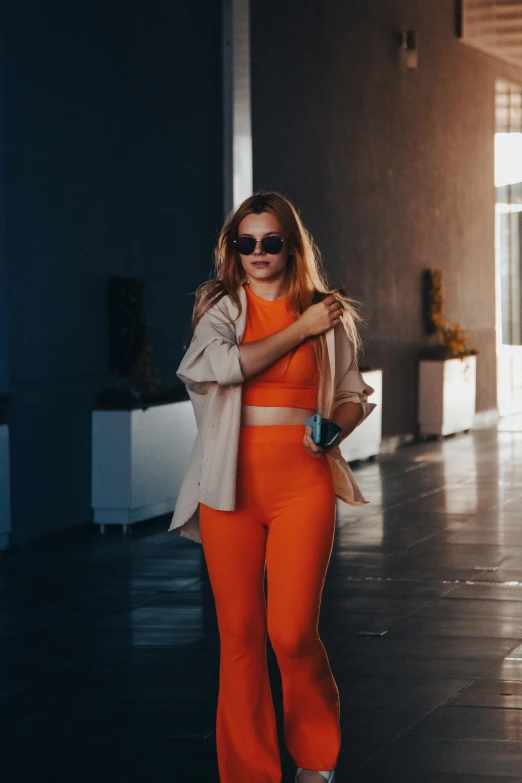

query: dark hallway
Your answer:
[2,418,522,782]
[2,2,522,781]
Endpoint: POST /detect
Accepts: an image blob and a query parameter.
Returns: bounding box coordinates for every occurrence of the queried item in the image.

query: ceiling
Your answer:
[462,0,522,67]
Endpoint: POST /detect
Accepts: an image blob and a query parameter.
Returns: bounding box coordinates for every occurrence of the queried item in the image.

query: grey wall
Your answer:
[250,0,522,438]
[1,0,223,545]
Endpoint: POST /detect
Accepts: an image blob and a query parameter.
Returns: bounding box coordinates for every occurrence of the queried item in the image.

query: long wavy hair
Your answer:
[184,191,366,386]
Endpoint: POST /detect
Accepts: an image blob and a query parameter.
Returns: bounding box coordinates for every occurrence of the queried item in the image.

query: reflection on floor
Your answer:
[2,416,522,782]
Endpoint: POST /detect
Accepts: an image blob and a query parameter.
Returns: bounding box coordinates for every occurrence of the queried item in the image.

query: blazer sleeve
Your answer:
[332,324,377,426]
[176,303,245,393]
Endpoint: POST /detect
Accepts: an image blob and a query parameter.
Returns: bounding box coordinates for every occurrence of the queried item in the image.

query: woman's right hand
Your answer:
[298,294,343,338]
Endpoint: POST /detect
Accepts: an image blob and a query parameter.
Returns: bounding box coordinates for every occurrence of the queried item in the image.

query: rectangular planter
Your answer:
[0,424,11,551]
[418,355,477,437]
[91,400,197,531]
[339,369,383,462]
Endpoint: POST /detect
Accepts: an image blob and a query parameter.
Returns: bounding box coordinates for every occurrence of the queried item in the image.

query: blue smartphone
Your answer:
[305,413,323,445]
[305,413,342,449]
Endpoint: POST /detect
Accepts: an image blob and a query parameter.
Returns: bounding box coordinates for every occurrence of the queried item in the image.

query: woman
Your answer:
[169,192,377,783]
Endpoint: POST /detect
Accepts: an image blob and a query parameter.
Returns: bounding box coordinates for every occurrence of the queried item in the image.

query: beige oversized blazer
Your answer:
[168,284,378,544]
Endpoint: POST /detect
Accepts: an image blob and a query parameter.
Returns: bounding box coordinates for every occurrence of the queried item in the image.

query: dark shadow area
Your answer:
[2,420,522,781]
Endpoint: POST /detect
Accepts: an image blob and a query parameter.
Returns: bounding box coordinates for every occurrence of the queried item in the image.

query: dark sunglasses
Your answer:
[234,235,285,255]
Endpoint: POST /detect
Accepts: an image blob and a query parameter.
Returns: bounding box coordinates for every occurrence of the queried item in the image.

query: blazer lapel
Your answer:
[324,327,336,417]
[233,284,248,342]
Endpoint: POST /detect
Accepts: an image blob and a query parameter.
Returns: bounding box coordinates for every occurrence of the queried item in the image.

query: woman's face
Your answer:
[236,212,292,284]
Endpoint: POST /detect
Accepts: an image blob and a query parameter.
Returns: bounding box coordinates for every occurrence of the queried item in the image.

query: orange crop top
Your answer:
[241,283,319,409]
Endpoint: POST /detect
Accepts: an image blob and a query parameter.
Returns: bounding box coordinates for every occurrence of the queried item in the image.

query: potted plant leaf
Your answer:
[418,269,478,438]
[91,277,196,533]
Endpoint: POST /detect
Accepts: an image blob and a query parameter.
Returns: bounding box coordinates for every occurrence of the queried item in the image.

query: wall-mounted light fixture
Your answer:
[400,30,418,69]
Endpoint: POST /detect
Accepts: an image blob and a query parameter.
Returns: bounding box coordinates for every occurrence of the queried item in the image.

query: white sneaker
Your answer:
[295,769,335,782]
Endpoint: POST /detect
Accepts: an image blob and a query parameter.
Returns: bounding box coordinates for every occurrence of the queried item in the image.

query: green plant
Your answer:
[94,276,188,410]
[420,268,478,359]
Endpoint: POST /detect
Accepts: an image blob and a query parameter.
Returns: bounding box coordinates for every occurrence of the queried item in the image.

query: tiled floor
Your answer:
[2,419,522,782]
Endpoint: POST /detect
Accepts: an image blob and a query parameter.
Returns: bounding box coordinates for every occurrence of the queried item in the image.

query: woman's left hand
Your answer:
[303,425,327,458]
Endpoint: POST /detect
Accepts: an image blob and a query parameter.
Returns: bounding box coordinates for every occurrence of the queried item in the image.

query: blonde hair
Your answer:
[184,191,367,384]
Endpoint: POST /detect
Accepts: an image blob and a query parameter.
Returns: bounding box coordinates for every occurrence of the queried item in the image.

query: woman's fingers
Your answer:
[303,426,325,458]
[325,297,343,326]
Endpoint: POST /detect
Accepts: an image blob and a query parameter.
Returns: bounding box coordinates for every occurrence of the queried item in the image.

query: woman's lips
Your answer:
[252,261,269,266]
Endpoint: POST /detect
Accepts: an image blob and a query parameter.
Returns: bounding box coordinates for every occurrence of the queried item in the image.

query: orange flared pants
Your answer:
[200,424,341,783]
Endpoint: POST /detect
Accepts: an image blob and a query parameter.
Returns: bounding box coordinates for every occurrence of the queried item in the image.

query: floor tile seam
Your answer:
[424,702,522,712]
[387,461,433,476]
[417,595,522,608]
[374,486,447,514]
[412,541,516,555]
[403,531,442,550]
[375,701,452,750]
[343,575,463,585]
[339,672,475,685]
[386,592,456,626]
[481,648,522,679]
[397,735,522,746]
[341,648,522,662]
[466,579,522,587]
[437,582,466,598]
[340,705,511,777]
[351,596,452,633]
[413,611,522,624]
[342,673,488,682]
[472,663,522,688]
[343,575,522,588]
[443,676,481,702]
[340,646,504,662]
[384,621,522,640]
[346,745,387,777]
[384,677,476,716]
[390,708,522,746]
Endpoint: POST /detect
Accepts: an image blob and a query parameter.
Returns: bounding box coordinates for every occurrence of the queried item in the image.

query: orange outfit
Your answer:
[241,283,319,409]
[199,284,341,783]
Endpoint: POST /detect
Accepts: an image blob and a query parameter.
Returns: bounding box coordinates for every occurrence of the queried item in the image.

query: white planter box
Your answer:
[418,355,477,437]
[339,369,383,462]
[91,400,197,531]
[0,424,11,551]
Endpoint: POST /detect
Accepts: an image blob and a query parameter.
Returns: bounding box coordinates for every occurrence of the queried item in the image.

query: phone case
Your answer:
[320,420,342,449]
[305,413,322,445]
[305,414,341,449]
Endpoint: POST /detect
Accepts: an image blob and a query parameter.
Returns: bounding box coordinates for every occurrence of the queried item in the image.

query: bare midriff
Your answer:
[241,405,316,427]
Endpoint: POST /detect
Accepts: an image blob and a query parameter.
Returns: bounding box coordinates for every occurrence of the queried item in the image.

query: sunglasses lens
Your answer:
[262,236,284,254]
[235,237,257,255]
[235,235,285,255]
